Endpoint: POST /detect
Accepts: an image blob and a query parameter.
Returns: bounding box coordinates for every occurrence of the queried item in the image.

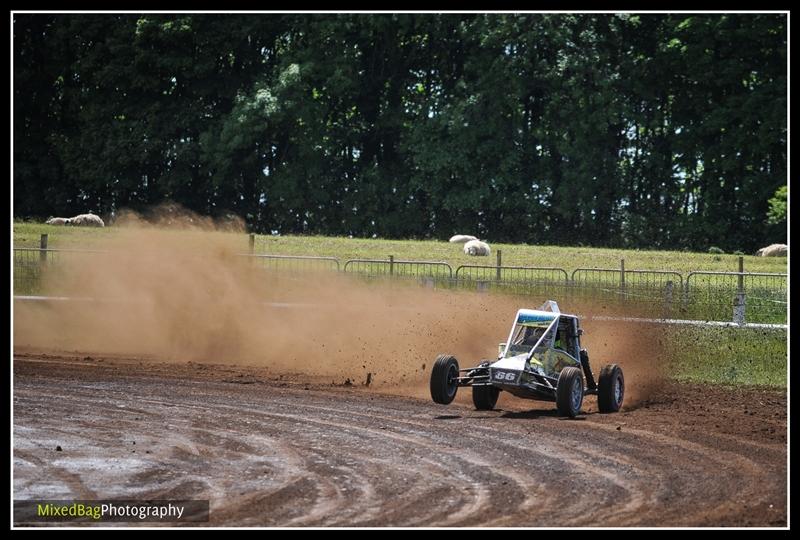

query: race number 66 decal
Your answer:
[493,371,516,381]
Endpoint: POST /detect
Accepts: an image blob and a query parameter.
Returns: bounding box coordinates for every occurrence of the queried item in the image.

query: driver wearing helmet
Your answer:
[521,326,540,346]
[554,329,565,351]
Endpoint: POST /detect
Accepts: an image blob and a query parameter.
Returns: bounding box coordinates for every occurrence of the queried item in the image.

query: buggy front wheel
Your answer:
[472,385,500,410]
[430,355,460,405]
[556,366,584,418]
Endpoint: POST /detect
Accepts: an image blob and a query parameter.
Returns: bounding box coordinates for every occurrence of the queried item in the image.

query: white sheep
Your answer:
[464,239,491,256]
[756,243,787,257]
[45,217,69,226]
[66,213,105,227]
[449,234,478,243]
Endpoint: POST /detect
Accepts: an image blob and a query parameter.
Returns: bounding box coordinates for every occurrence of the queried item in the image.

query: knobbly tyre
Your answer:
[429,301,624,417]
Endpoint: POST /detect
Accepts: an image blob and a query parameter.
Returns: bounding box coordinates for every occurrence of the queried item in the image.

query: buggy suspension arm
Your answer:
[580,349,597,390]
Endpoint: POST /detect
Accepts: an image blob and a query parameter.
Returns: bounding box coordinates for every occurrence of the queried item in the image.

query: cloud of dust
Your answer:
[113,201,246,232]
[14,211,666,407]
[14,221,513,389]
[579,318,667,409]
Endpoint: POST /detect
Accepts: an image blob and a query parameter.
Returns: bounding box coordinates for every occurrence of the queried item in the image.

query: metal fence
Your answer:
[455,265,570,296]
[13,248,44,295]
[343,258,453,280]
[570,268,684,318]
[245,253,341,272]
[13,243,788,325]
[685,271,788,324]
[13,247,109,295]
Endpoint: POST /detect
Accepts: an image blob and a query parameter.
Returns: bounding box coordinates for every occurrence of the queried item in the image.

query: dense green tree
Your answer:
[13,13,787,252]
[767,185,787,225]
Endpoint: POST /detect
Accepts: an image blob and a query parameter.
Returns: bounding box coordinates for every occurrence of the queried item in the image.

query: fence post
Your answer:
[249,233,255,254]
[734,256,746,325]
[682,273,690,313]
[389,255,394,277]
[496,249,502,281]
[620,258,626,304]
[733,292,746,325]
[39,234,48,267]
[663,280,674,319]
[738,256,744,293]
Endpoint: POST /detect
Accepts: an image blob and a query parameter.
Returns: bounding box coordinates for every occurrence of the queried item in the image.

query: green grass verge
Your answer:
[255,234,787,274]
[13,222,117,248]
[13,222,787,275]
[667,326,787,387]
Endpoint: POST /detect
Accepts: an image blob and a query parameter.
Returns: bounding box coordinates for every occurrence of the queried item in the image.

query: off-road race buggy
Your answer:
[429,301,624,417]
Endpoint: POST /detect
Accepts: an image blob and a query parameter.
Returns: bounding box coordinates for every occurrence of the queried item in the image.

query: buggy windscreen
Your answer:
[502,312,558,358]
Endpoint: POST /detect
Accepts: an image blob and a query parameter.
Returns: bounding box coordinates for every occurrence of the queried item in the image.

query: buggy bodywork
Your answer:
[430,301,624,417]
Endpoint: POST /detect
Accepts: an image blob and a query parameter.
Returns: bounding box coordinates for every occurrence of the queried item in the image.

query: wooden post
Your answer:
[737,256,744,293]
[496,249,502,281]
[389,255,394,276]
[39,234,48,266]
[249,233,255,254]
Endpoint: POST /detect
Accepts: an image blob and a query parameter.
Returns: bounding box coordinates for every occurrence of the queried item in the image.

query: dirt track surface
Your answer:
[14,353,786,527]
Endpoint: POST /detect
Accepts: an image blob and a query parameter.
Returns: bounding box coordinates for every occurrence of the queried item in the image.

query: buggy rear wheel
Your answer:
[556,366,584,418]
[472,385,500,410]
[598,364,625,413]
[430,355,460,405]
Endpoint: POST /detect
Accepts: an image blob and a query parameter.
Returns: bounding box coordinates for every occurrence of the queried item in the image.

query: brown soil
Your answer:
[13,353,786,527]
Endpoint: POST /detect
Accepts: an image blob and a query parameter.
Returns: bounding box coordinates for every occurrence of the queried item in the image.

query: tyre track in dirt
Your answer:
[13,355,786,527]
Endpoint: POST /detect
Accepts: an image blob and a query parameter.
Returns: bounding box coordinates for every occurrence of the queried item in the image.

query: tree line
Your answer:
[14,13,787,251]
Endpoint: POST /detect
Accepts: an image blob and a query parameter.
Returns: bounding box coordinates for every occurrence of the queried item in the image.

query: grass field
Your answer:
[667,326,787,387]
[254,235,789,275]
[13,222,788,275]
